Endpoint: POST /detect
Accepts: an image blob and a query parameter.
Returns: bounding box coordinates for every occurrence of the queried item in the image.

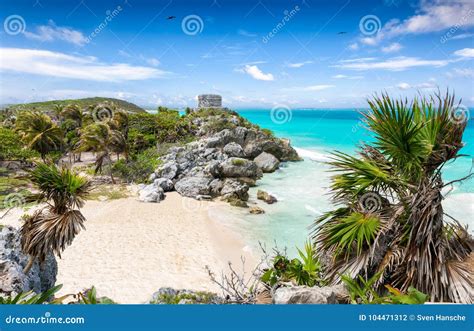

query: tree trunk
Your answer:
[24,256,35,274]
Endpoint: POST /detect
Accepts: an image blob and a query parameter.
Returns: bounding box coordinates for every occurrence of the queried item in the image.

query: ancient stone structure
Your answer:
[198,94,222,108]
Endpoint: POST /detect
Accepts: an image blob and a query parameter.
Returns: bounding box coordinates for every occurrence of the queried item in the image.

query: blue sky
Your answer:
[0,0,473,108]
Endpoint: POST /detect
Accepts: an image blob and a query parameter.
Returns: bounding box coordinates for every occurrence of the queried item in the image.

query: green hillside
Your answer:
[5,97,146,113]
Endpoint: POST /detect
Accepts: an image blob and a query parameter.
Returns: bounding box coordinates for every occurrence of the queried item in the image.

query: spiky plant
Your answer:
[15,111,63,161]
[21,163,91,273]
[312,91,473,303]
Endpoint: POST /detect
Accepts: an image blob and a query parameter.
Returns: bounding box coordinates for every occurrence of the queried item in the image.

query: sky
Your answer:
[0,0,473,109]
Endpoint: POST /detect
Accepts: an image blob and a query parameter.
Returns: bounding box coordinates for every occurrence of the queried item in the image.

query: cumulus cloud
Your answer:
[242,65,274,81]
[0,48,168,82]
[23,20,88,46]
[397,80,437,90]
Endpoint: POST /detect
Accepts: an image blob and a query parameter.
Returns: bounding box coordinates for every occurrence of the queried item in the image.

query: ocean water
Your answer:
[209,109,474,257]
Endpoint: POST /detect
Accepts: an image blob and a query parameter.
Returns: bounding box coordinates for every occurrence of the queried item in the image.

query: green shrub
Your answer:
[74,286,116,304]
[341,273,428,304]
[112,148,162,183]
[0,128,38,161]
[261,242,325,287]
[231,158,246,166]
[0,285,63,304]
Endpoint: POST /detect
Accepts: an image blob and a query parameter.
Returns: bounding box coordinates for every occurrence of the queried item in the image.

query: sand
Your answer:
[1,192,256,304]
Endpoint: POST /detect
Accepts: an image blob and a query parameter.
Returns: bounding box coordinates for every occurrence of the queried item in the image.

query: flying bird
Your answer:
[167,16,176,20]
[337,31,347,35]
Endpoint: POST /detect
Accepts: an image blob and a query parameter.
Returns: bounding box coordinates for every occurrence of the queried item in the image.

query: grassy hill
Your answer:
[5,97,146,113]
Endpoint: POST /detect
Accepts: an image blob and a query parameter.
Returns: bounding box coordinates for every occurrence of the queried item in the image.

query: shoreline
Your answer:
[0,192,256,304]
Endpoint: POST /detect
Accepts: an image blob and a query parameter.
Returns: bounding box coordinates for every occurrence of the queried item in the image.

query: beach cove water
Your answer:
[209,109,474,257]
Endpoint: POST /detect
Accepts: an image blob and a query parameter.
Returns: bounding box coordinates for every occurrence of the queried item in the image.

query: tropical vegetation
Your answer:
[312,91,473,303]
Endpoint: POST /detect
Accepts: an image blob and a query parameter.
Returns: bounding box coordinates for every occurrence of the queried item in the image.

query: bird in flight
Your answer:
[167,16,176,20]
[337,31,347,35]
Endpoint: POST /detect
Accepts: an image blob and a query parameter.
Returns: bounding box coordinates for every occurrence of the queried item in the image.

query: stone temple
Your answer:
[198,94,222,108]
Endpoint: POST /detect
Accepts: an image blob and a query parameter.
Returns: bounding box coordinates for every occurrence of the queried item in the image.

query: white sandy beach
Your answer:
[1,192,256,304]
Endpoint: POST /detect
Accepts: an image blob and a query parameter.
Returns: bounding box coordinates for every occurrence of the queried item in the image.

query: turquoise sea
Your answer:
[209,109,474,257]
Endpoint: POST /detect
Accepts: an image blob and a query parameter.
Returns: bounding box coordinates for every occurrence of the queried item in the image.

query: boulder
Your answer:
[254,152,280,173]
[273,285,348,304]
[139,184,165,203]
[0,226,57,296]
[157,162,178,180]
[209,178,224,196]
[249,206,265,214]
[154,178,174,192]
[220,179,249,201]
[226,197,249,208]
[257,190,277,204]
[218,158,262,179]
[174,176,212,198]
[223,142,244,157]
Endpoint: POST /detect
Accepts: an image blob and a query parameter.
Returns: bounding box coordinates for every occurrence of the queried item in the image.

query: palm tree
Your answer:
[21,163,91,273]
[312,91,473,303]
[79,123,126,184]
[15,111,63,161]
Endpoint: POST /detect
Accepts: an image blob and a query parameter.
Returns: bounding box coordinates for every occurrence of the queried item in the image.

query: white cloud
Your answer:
[348,43,359,51]
[332,74,364,79]
[287,61,313,68]
[396,81,437,90]
[242,65,274,81]
[359,1,474,45]
[447,68,474,78]
[397,82,411,90]
[237,29,257,37]
[454,48,474,58]
[282,85,335,92]
[451,33,474,40]
[23,20,87,46]
[0,48,168,82]
[381,42,403,53]
[334,56,450,71]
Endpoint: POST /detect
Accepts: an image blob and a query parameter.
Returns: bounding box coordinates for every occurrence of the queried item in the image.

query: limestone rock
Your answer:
[273,285,348,304]
[218,158,262,179]
[138,184,165,203]
[254,152,280,173]
[249,206,265,214]
[153,178,174,192]
[223,142,244,157]
[0,226,57,296]
[220,179,249,201]
[174,176,212,198]
[257,190,278,204]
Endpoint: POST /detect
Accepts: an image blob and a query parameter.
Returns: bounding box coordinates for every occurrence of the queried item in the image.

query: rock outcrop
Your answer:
[138,110,299,205]
[0,226,57,296]
[257,190,278,204]
[273,284,348,304]
[254,152,280,173]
